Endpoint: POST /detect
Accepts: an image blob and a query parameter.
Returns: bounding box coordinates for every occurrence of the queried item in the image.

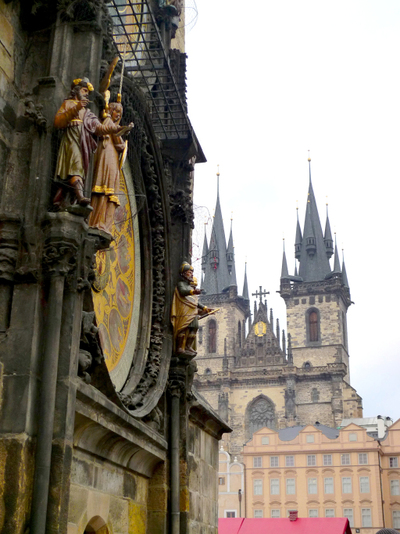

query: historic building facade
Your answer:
[0,1,229,533]
[241,419,400,532]
[194,162,363,517]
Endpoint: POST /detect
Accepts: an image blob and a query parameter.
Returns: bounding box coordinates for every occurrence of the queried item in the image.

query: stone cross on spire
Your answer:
[252,286,269,304]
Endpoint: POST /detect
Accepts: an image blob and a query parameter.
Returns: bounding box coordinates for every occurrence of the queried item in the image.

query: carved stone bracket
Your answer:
[0,217,21,282]
[42,212,87,278]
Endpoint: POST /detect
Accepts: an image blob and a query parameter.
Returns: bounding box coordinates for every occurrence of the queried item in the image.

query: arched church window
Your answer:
[208,319,216,353]
[311,387,320,402]
[247,396,276,438]
[205,368,212,375]
[303,361,311,370]
[238,321,242,347]
[309,310,319,342]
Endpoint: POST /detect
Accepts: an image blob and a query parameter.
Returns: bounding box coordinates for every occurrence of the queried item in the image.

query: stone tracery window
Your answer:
[208,319,216,353]
[247,396,276,437]
[309,311,318,341]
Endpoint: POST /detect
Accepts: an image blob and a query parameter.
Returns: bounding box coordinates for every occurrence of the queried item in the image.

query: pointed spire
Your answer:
[295,207,302,260]
[201,223,208,274]
[201,168,232,294]
[254,299,257,318]
[281,239,289,280]
[282,329,286,355]
[333,233,341,274]
[269,308,273,334]
[297,156,332,282]
[324,203,334,259]
[226,216,237,286]
[342,250,349,288]
[294,260,298,277]
[276,318,280,348]
[242,262,249,300]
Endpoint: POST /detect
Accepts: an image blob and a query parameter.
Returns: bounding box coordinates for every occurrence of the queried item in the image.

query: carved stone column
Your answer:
[168,357,188,534]
[30,212,86,534]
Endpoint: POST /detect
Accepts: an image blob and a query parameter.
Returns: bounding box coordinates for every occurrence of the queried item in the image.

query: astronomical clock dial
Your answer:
[254,321,267,337]
[92,164,140,391]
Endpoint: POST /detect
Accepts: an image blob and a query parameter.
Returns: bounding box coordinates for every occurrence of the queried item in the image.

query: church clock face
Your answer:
[92,164,141,391]
[254,321,267,337]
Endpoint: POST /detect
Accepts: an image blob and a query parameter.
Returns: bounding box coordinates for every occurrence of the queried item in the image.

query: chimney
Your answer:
[289,511,298,521]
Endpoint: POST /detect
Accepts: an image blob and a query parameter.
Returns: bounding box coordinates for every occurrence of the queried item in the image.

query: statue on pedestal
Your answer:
[171,262,215,358]
[53,77,133,209]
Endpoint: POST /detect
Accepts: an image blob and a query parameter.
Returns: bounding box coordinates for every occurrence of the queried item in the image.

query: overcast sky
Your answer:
[184,0,400,420]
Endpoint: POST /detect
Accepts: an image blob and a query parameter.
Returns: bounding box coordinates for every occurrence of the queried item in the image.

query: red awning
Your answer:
[219,518,352,534]
[218,518,245,534]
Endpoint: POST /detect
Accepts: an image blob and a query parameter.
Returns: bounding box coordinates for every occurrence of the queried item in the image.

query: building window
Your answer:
[218,477,225,485]
[308,310,319,342]
[361,508,372,527]
[390,457,399,468]
[342,477,352,493]
[349,432,357,441]
[341,453,350,465]
[270,456,279,467]
[286,478,295,495]
[308,478,317,494]
[307,455,316,466]
[359,453,368,465]
[343,508,354,527]
[285,455,295,467]
[262,436,269,445]
[325,509,335,518]
[208,320,216,353]
[324,477,334,494]
[306,434,315,443]
[254,479,263,496]
[393,510,400,529]
[390,479,400,496]
[308,509,318,518]
[198,327,203,344]
[205,368,212,375]
[248,396,276,437]
[270,478,280,495]
[254,509,263,518]
[253,456,262,468]
[360,476,370,493]
[323,454,332,466]
[271,509,280,518]
[311,387,320,402]
[225,511,236,518]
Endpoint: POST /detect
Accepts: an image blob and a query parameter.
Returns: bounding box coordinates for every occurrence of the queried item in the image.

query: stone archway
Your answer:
[84,516,110,534]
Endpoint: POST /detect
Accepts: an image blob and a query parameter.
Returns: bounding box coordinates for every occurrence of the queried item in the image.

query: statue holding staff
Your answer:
[53,76,133,209]
[171,262,216,357]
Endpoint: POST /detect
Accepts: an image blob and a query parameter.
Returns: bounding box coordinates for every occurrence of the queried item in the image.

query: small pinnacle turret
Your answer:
[242,263,249,300]
[324,205,334,259]
[332,235,341,274]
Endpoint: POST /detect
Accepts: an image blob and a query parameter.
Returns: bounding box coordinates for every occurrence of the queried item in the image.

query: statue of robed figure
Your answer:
[171,262,216,358]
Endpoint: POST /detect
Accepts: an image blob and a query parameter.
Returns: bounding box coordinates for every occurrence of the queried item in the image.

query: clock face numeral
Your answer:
[254,321,267,337]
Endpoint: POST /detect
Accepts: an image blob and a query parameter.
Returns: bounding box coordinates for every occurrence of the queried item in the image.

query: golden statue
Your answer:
[171,262,214,357]
[88,96,129,234]
[53,76,133,209]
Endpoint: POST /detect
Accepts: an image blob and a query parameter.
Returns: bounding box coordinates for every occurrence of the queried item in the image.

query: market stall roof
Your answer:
[219,517,352,534]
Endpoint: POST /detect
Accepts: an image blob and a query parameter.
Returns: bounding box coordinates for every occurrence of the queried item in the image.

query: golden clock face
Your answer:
[92,169,136,376]
[254,321,267,337]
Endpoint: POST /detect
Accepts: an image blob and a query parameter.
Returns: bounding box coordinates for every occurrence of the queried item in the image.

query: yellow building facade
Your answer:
[241,420,400,533]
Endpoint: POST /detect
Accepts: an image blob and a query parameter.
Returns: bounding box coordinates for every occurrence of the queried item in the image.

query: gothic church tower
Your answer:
[280,159,362,427]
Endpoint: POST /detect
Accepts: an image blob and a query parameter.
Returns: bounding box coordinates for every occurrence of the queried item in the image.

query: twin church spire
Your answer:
[201,173,247,297]
[282,158,350,288]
